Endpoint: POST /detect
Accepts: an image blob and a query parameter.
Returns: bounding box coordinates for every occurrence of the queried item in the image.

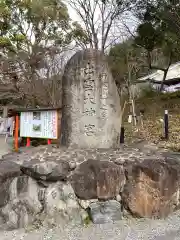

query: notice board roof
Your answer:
[14,107,61,113]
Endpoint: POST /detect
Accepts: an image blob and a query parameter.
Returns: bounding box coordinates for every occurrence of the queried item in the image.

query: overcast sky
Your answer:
[67,3,138,43]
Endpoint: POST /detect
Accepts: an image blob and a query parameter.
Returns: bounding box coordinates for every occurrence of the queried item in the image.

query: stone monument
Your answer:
[61,49,121,148]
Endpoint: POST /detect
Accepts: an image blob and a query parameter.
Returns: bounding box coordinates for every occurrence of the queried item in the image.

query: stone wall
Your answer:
[61,49,121,148]
[0,145,180,230]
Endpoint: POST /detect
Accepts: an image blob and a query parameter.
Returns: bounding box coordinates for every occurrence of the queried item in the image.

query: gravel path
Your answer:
[1,210,180,240]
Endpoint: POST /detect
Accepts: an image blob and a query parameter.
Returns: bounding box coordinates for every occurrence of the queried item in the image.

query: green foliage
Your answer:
[109,39,148,86]
[109,0,180,93]
[11,34,27,42]
[139,86,180,101]
[134,0,180,62]
[135,22,164,52]
[0,0,87,54]
[0,36,12,47]
[139,85,180,100]
[160,91,180,100]
[140,85,159,98]
[83,215,91,226]
[70,21,89,46]
[0,0,88,107]
[109,41,130,83]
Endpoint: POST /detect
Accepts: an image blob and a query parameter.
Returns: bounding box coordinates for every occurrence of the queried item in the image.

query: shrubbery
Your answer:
[160,91,180,100]
[139,85,180,101]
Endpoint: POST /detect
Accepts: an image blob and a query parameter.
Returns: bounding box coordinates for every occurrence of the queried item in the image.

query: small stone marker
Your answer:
[61,49,121,148]
[89,200,122,224]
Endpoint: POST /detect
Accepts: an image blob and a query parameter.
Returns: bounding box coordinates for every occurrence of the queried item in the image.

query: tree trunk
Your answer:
[160,69,168,92]
[3,106,8,118]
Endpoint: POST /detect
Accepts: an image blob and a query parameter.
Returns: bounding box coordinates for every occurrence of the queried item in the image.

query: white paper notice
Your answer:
[128,115,132,123]
[20,110,58,139]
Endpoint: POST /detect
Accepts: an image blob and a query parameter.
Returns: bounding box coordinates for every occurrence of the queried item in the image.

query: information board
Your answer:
[20,110,58,139]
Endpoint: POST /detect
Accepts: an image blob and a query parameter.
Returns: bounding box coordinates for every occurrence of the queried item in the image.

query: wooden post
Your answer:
[164,110,169,140]
[26,137,31,147]
[14,115,19,151]
[47,139,51,145]
[120,126,125,144]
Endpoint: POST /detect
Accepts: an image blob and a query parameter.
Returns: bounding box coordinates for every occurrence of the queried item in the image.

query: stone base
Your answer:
[0,145,180,230]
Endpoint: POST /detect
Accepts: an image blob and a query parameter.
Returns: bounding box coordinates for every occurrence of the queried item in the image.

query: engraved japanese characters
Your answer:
[61,49,121,148]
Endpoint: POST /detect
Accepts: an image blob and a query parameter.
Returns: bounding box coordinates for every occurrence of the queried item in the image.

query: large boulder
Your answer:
[21,158,73,182]
[0,175,42,229]
[70,159,125,200]
[61,49,121,148]
[0,161,21,208]
[0,160,21,182]
[122,158,180,218]
[43,182,88,224]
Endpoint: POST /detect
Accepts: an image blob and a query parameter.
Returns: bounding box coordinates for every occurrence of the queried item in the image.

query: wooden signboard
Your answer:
[14,107,61,151]
[20,110,58,139]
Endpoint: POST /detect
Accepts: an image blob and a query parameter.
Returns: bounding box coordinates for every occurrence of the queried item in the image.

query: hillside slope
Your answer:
[124,93,180,151]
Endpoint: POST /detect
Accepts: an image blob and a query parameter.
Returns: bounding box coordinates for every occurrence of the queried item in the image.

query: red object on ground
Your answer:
[26,137,31,147]
[47,139,51,145]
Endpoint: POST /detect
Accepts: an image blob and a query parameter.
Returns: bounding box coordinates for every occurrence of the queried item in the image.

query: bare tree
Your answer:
[117,48,141,128]
[68,0,134,52]
[0,47,72,107]
[28,50,69,107]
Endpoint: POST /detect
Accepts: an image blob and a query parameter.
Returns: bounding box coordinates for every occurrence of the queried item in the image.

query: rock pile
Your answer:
[0,145,180,230]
